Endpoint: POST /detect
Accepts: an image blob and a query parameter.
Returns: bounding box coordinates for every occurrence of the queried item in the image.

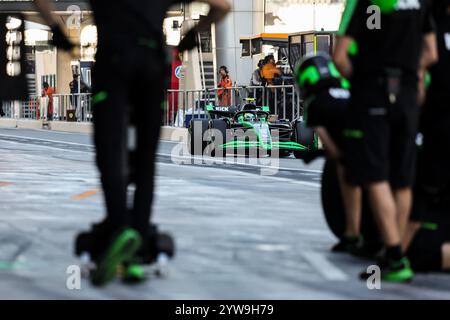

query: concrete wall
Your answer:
[179,20,203,92]
[35,47,57,92]
[24,13,95,95]
[0,119,188,141]
[56,16,95,94]
[56,49,73,94]
[215,0,264,86]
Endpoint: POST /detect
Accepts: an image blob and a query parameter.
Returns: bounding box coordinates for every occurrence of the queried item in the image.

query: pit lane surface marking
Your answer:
[158,161,320,188]
[302,251,349,281]
[0,135,94,154]
[0,133,322,174]
[0,182,12,187]
[71,189,100,201]
[158,152,322,174]
[0,134,322,192]
[0,133,91,147]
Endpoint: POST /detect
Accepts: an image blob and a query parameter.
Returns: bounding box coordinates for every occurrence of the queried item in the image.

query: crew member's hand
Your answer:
[178,28,199,52]
[51,25,76,52]
[325,146,342,161]
[417,68,427,106]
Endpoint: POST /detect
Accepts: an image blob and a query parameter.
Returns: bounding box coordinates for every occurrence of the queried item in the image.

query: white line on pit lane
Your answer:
[0,134,322,175]
[24,128,90,136]
[302,251,349,281]
[158,161,321,188]
[0,138,93,154]
[0,134,179,147]
[0,133,92,147]
[159,152,323,174]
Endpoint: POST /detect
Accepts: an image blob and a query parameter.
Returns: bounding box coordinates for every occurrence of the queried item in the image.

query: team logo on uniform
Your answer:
[395,0,421,11]
[329,88,351,99]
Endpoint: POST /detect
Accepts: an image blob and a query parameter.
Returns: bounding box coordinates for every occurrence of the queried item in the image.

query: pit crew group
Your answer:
[295,0,450,282]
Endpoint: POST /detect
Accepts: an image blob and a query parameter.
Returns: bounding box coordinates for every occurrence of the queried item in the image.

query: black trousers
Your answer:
[416,97,450,200]
[92,44,168,240]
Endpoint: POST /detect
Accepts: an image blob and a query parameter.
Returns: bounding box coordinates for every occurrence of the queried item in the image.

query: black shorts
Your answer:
[407,218,450,272]
[304,87,350,149]
[344,83,420,188]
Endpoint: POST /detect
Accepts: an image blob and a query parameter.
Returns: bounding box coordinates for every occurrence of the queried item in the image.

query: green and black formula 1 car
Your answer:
[188,99,318,158]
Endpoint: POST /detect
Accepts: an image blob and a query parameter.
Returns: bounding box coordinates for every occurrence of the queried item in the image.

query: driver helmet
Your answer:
[244,113,255,122]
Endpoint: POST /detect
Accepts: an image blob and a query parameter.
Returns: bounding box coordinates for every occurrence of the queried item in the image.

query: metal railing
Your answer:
[1,86,301,128]
[164,89,209,128]
[164,85,302,127]
[1,93,92,122]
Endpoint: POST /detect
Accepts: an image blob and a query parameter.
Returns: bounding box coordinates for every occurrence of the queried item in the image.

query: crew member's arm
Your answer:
[420,0,439,70]
[315,127,341,160]
[34,0,59,26]
[333,0,363,78]
[417,3,438,105]
[420,33,439,69]
[333,36,354,79]
[178,0,231,52]
[34,0,75,51]
[418,32,438,105]
[195,0,231,32]
[443,244,450,270]
[274,66,282,77]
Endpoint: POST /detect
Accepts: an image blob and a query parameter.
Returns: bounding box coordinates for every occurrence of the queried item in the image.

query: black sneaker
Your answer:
[121,261,146,284]
[331,235,364,253]
[90,227,142,287]
[360,257,414,283]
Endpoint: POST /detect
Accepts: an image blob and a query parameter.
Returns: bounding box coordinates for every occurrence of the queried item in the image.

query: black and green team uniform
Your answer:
[76,0,193,285]
[407,0,450,272]
[338,0,435,281]
[340,0,435,188]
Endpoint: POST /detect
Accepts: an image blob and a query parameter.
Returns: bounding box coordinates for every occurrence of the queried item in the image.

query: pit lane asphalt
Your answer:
[0,128,448,299]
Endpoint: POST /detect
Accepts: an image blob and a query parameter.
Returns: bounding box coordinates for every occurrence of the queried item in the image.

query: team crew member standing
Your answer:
[218,65,233,106]
[36,0,230,286]
[261,55,281,85]
[403,0,450,272]
[89,0,229,285]
[334,0,437,282]
[41,82,55,121]
[261,55,282,114]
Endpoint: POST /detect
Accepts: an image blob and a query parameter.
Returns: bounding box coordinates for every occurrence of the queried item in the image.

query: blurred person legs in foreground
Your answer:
[35,0,230,287]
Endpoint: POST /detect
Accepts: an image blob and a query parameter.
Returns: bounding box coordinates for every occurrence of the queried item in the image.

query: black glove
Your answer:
[177,28,199,52]
[51,25,75,51]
